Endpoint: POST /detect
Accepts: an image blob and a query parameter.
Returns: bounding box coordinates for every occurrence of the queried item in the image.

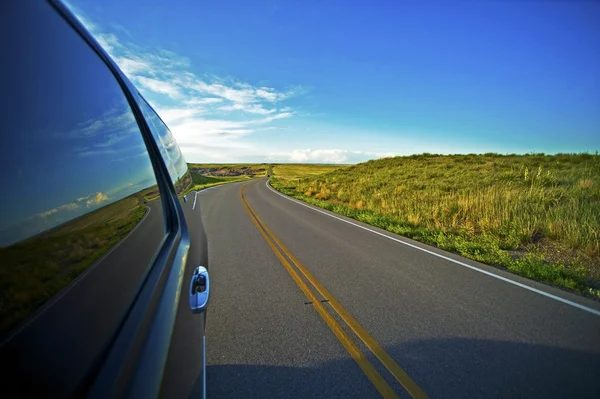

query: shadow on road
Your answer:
[202,337,600,398]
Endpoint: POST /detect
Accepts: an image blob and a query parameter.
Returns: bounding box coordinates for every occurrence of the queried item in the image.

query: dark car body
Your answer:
[0,1,209,397]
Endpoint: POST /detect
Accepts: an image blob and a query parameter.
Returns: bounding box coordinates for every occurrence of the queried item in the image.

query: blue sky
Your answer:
[69,0,600,164]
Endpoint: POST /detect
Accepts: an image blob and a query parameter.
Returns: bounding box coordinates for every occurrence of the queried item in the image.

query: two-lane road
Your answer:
[201,178,600,398]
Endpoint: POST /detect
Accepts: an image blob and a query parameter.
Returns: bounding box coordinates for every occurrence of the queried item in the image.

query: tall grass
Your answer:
[272,164,343,180]
[271,153,600,297]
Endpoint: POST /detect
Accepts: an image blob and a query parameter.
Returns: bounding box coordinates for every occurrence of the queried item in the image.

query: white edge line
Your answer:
[2,204,154,344]
[202,335,207,399]
[193,185,221,210]
[265,179,600,317]
[193,180,251,210]
[192,191,198,210]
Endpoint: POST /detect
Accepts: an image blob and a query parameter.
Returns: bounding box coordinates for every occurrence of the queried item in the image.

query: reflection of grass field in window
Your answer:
[0,194,148,338]
[271,154,600,298]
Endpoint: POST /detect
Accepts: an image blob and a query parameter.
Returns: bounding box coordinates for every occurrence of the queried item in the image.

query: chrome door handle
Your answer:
[189,266,209,313]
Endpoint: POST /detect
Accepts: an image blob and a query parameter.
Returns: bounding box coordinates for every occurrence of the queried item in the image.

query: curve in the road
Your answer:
[265,179,600,317]
[241,183,427,399]
[203,178,600,398]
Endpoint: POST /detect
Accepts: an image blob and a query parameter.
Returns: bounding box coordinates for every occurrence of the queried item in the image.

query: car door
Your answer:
[0,1,208,397]
[134,92,210,399]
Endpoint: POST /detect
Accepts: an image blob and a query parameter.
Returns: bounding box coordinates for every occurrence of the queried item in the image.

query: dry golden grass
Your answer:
[272,153,600,297]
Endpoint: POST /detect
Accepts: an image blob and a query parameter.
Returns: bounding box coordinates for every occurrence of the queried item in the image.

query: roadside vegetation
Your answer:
[271,153,600,298]
[186,163,271,192]
[272,164,344,180]
[188,163,268,178]
[191,174,254,189]
[186,163,341,186]
[188,163,270,171]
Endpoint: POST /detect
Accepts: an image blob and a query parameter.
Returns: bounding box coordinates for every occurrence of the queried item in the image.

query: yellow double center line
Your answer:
[240,183,428,399]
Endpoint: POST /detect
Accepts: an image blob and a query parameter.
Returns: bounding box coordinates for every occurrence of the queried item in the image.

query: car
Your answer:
[0,1,209,397]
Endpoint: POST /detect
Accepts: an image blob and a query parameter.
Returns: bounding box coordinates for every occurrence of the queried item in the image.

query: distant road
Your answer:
[201,178,600,398]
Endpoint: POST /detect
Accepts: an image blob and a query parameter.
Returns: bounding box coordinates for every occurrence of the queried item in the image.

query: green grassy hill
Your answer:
[271,153,600,297]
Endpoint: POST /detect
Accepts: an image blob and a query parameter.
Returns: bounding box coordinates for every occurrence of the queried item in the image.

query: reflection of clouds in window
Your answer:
[111,149,151,163]
[161,132,188,178]
[107,174,156,199]
[174,149,188,179]
[0,164,158,247]
[57,99,136,139]
[77,143,146,158]
[72,105,143,158]
[138,99,189,182]
[86,192,109,207]
[0,147,156,247]
[54,99,148,161]
[78,107,137,137]
[0,191,109,247]
[36,192,109,221]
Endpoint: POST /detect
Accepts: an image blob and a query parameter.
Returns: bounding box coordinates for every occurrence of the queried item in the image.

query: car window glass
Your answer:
[0,2,166,393]
[137,98,192,196]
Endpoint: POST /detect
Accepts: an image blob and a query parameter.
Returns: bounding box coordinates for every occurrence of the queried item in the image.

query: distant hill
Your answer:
[188,164,267,177]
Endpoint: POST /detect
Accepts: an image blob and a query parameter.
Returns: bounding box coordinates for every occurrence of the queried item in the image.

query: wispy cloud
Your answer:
[136,76,183,99]
[63,102,148,159]
[67,6,389,164]
[36,192,110,221]
[0,190,113,246]
[69,7,301,162]
[269,149,394,164]
[61,100,138,139]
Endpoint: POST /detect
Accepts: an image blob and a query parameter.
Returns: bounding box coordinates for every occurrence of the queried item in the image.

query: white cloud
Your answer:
[218,103,276,115]
[113,56,152,75]
[158,108,203,125]
[269,149,394,164]
[135,76,182,98]
[255,88,281,102]
[262,112,293,122]
[169,118,252,140]
[96,33,120,53]
[68,6,306,163]
[184,97,223,106]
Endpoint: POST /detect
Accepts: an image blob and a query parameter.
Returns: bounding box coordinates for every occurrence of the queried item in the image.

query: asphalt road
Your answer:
[201,178,600,398]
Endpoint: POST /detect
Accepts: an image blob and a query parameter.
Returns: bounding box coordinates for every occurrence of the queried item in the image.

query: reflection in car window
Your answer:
[137,98,192,196]
[0,2,164,340]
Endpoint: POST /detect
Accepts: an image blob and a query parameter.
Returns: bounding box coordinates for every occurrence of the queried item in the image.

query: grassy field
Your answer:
[187,163,341,183]
[272,164,344,180]
[0,194,148,337]
[185,163,271,193]
[188,163,270,171]
[271,153,600,298]
[189,171,255,190]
